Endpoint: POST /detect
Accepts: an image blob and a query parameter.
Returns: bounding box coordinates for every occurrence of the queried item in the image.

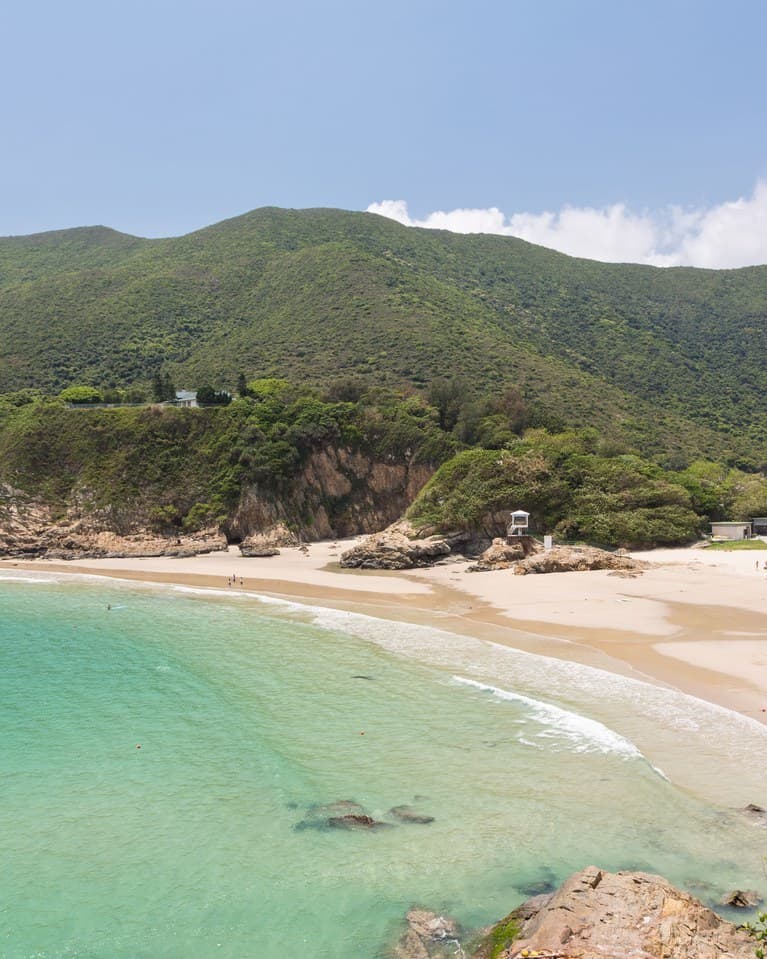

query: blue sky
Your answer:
[2,0,766,264]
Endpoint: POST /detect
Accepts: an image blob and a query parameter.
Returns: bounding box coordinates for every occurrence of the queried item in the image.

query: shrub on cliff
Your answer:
[59,385,102,404]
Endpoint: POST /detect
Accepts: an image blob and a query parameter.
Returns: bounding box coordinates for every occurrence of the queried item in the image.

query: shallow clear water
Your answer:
[1,572,765,958]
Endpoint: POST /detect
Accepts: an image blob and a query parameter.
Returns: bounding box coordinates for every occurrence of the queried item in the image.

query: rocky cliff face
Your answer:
[226,447,433,544]
[0,447,434,559]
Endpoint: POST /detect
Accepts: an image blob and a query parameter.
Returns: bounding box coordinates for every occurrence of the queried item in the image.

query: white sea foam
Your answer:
[171,585,249,599]
[0,574,54,583]
[232,590,767,803]
[452,675,644,759]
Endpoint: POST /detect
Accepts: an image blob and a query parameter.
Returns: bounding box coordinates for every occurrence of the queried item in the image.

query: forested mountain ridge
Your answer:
[1,207,765,458]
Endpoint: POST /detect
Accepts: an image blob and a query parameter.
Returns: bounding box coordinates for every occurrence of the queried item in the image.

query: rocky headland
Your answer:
[390,866,761,959]
[0,444,433,560]
[0,491,228,559]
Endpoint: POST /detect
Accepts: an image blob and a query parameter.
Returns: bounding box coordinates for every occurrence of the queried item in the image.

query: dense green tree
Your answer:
[196,385,232,406]
[59,385,102,404]
[427,376,467,432]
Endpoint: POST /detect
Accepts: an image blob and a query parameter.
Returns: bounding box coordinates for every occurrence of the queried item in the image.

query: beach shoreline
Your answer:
[3,540,767,727]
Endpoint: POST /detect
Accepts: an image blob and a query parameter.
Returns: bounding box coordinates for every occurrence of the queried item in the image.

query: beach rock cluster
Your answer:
[477,865,758,959]
[339,521,460,569]
[512,545,647,575]
[341,522,651,576]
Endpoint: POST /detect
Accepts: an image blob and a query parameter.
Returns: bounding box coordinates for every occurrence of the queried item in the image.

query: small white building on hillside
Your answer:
[710,521,751,541]
[175,390,198,408]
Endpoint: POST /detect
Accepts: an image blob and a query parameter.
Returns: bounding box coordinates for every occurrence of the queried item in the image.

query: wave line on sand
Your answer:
[452,675,646,761]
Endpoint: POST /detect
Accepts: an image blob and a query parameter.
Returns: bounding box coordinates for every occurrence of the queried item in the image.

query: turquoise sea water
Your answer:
[1,571,766,958]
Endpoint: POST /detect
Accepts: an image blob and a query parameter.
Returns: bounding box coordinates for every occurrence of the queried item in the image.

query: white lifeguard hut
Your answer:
[507,509,530,537]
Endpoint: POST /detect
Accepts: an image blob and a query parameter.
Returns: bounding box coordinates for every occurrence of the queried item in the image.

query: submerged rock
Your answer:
[477,865,758,958]
[721,888,763,908]
[294,800,389,831]
[388,805,435,825]
[740,802,767,826]
[327,813,388,830]
[392,909,462,959]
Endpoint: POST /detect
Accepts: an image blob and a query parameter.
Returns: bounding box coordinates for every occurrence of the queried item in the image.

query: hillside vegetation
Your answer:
[0,385,455,539]
[3,384,766,551]
[407,429,767,549]
[1,207,766,463]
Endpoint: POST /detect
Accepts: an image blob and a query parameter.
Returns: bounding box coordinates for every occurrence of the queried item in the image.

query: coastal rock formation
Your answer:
[479,866,758,959]
[512,545,647,575]
[239,522,299,556]
[0,490,227,559]
[339,521,459,569]
[468,536,542,571]
[392,909,462,959]
[227,449,434,544]
[721,888,763,908]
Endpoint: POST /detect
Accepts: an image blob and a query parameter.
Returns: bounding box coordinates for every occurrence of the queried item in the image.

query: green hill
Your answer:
[1,207,765,462]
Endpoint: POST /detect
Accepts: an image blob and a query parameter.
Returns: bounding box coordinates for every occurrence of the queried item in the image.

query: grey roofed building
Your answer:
[174,390,198,408]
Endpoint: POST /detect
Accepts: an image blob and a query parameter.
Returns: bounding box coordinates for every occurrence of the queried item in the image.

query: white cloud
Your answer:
[366,181,767,269]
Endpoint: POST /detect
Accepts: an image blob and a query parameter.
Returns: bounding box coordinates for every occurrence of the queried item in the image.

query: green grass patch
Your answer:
[480,915,521,959]
[706,539,767,550]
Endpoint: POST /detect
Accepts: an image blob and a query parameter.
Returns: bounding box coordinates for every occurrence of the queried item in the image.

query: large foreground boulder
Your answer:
[340,521,459,569]
[478,866,758,958]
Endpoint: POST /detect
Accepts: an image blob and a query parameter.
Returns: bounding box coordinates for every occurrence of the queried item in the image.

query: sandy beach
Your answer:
[3,540,767,727]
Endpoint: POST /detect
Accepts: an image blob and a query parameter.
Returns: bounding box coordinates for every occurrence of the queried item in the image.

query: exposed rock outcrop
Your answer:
[0,444,435,559]
[238,522,299,556]
[512,545,647,576]
[469,536,542,571]
[342,524,653,576]
[392,909,462,959]
[721,888,763,908]
[0,490,227,559]
[227,449,433,544]
[478,866,758,959]
[340,521,461,570]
